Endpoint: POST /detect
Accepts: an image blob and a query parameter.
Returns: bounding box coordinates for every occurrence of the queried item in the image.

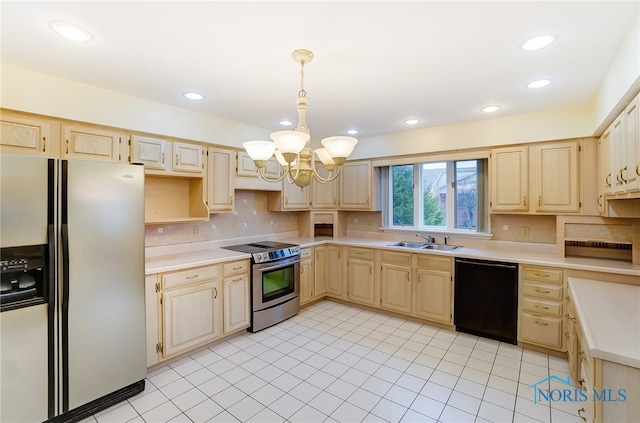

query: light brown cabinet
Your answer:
[518,265,565,351]
[222,260,251,333]
[346,247,376,306]
[490,140,581,214]
[414,255,453,324]
[325,245,345,298]
[339,161,380,210]
[130,134,168,170]
[63,123,125,163]
[0,111,57,157]
[314,246,327,298]
[299,248,315,305]
[207,147,235,212]
[311,166,339,209]
[379,251,413,314]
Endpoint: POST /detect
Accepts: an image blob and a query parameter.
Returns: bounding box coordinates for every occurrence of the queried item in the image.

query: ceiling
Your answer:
[1,1,638,141]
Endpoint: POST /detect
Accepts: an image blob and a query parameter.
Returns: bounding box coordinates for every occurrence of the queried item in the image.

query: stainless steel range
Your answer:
[222,241,301,332]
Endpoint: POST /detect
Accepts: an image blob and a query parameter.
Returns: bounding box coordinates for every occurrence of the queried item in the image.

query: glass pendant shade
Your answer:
[314,148,334,166]
[274,150,297,167]
[270,130,310,154]
[243,140,276,161]
[321,136,358,159]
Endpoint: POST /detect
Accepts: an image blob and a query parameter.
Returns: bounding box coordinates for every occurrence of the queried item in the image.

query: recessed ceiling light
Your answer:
[522,35,555,51]
[48,21,92,42]
[526,79,551,89]
[279,120,294,126]
[480,105,501,113]
[184,92,204,100]
[404,119,420,125]
[346,129,359,135]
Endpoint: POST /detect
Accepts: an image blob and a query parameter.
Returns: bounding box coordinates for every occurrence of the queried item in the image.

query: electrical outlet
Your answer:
[211,224,216,230]
[157,227,163,234]
[252,210,257,215]
[193,226,200,236]
[243,222,248,228]
[243,198,248,204]
[503,225,509,231]
[521,226,529,238]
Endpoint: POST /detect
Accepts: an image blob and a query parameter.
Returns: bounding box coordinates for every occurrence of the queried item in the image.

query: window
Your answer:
[387,159,487,232]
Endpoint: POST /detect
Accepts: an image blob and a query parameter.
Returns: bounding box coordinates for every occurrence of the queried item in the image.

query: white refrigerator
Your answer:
[0,154,146,422]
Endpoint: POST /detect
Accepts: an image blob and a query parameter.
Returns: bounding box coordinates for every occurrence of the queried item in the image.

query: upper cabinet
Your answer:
[311,165,339,209]
[490,140,581,214]
[63,123,125,163]
[206,146,234,212]
[0,111,59,157]
[235,151,282,191]
[339,161,381,210]
[130,135,204,176]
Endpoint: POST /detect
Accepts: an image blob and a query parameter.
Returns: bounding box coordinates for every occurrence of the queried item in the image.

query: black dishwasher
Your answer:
[454,258,518,344]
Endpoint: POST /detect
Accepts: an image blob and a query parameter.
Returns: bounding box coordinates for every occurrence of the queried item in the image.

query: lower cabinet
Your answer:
[347,247,376,306]
[325,245,344,298]
[379,251,413,314]
[162,280,223,358]
[146,259,250,366]
[518,265,566,351]
[299,248,315,305]
[414,255,453,324]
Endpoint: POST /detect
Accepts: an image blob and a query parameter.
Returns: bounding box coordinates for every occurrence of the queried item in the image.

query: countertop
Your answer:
[568,277,640,369]
[145,236,640,277]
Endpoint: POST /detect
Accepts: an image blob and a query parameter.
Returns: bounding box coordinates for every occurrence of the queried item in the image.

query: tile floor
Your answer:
[86,300,584,423]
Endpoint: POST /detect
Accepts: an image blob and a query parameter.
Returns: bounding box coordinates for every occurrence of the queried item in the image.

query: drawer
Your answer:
[380,251,412,266]
[522,282,563,301]
[520,312,563,349]
[300,248,313,260]
[521,297,563,316]
[348,247,374,260]
[416,254,452,271]
[223,260,249,276]
[522,266,563,285]
[162,265,219,289]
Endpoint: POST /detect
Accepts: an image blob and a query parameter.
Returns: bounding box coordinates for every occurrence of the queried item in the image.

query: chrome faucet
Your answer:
[416,233,434,244]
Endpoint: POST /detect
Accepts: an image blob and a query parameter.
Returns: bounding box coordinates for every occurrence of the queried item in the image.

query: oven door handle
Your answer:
[256,260,300,273]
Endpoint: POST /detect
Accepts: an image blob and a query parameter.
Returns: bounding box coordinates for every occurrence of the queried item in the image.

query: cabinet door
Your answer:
[598,132,612,215]
[207,147,234,212]
[339,161,373,209]
[311,166,338,209]
[624,94,639,192]
[490,146,528,212]
[0,113,52,157]
[130,135,168,170]
[347,259,375,306]
[314,246,327,298]
[531,141,580,213]
[282,181,310,209]
[326,245,344,297]
[162,280,222,358]
[380,263,412,314]
[299,257,314,305]
[223,274,250,334]
[415,268,452,324]
[173,141,204,174]
[610,116,626,194]
[145,275,160,367]
[63,124,123,162]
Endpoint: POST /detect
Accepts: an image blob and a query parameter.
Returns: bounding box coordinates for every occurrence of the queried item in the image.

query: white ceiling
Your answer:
[1,1,638,141]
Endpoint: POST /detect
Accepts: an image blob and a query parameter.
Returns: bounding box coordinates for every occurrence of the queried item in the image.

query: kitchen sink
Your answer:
[387,241,462,252]
[388,241,428,248]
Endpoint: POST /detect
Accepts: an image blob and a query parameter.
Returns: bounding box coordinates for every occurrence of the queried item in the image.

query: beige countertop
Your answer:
[146,236,640,276]
[568,277,640,369]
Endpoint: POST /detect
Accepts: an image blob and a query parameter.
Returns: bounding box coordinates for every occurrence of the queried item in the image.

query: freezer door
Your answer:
[0,154,50,248]
[61,160,146,411]
[0,304,49,422]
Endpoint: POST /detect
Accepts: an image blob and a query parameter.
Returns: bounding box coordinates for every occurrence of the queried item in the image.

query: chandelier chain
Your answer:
[298,60,307,98]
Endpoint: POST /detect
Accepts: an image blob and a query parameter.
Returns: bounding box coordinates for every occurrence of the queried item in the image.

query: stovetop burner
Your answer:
[222,241,300,263]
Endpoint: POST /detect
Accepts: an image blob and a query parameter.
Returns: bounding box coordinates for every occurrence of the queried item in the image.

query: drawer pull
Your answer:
[231,277,243,282]
[356,252,365,255]
[186,274,199,279]
[232,266,242,270]
[534,288,550,294]
[578,408,587,422]
[534,272,549,278]
[534,305,549,310]
[533,320,549,326]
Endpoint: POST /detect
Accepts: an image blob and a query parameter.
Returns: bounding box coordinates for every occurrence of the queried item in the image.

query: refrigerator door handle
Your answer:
[60,160,71,412]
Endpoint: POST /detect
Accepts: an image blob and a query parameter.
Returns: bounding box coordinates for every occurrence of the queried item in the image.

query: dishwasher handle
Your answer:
[455,258,518,269]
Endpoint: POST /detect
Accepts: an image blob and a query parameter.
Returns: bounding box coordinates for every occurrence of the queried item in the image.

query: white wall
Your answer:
[0,63,271,147]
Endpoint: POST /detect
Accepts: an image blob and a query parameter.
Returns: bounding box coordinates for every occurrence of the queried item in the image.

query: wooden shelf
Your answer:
[145,175,209,223]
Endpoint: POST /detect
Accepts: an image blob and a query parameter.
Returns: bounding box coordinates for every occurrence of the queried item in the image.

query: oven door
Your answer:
[252,255,300,311]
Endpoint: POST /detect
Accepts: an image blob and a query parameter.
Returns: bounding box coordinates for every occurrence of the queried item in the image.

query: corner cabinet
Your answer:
[268,181,310,211]
[490,140,581,214]
[207,147,235,212]
[339,161,381,210]
[325,245,345,298]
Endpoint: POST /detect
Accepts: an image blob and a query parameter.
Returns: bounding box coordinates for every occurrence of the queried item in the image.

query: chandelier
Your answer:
[243,49,358,188]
